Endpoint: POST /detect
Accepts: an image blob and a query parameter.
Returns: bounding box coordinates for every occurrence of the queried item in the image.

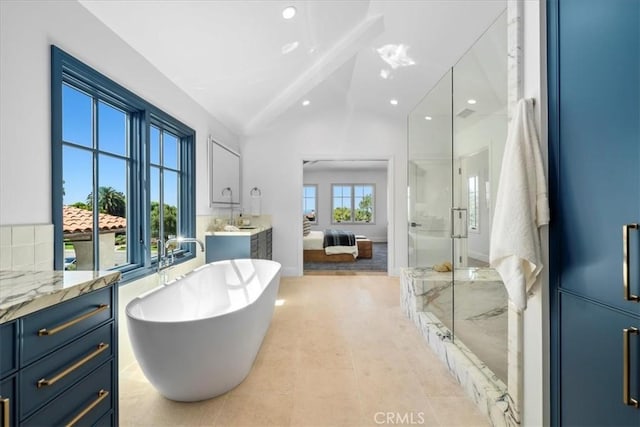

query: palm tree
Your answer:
[87,186,126,217]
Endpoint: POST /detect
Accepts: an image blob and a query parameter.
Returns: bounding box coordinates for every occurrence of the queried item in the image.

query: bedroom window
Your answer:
[332,184,375,223]
[52,46,195,283]
[303,184,317,223]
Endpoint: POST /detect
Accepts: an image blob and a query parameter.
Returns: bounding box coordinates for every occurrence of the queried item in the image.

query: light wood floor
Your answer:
[119,275,488,426]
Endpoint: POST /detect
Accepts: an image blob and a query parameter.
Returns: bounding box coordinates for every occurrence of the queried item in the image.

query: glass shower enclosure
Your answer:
[408,10,508,385]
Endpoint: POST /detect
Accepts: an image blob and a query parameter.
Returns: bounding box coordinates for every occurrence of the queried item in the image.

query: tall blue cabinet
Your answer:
[548,0,640,425]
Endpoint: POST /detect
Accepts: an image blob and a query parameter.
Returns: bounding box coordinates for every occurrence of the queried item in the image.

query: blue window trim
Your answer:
[51,45,196,284]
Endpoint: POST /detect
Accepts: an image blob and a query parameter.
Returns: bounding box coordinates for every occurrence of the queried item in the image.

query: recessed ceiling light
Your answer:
[390,99,398,106]
[302,99,310,106]
[467,99,477,105]
[380,69,391,79]
[424,116,432,120]
[282,6,296,19]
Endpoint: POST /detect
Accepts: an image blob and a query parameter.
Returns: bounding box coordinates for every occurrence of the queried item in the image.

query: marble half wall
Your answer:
[401,267,518,427]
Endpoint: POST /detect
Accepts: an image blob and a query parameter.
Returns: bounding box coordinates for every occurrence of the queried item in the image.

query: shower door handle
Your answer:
[450,208,468,239]
[410,222,422,228]
[623,224,639,302]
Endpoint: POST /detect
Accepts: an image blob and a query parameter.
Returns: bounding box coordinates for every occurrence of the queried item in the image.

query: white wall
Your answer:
[304,167,388,242]
[242,107,406,276]
[0,0,239,226]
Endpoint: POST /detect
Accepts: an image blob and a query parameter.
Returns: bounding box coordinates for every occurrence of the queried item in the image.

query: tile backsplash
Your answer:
[0,224,54,270]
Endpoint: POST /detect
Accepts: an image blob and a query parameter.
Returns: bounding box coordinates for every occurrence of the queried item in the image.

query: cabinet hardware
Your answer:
[38,304,109,336]
[623,224,639,302]
[623,327,639,408]
[65,389,109,427]
[37,343,109,388]
[1,397,9,427]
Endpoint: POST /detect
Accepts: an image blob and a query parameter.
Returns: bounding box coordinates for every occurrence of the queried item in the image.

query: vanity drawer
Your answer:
[0,321,17,378]
[22,360,113,427]
[0,375,17,427]
[22,287,113,365]
[20,322,114,418]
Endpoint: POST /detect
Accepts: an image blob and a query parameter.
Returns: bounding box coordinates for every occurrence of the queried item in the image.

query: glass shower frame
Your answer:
[408,10,508,386]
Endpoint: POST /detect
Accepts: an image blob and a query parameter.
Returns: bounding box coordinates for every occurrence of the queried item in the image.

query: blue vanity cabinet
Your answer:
[3,285,118,426]
[548,0,640,425]
[206,228,273,263]
[1,321,18,427]
[0,376,17,427]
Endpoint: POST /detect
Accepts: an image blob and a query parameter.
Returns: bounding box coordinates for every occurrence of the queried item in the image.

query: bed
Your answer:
[303,229,359,262]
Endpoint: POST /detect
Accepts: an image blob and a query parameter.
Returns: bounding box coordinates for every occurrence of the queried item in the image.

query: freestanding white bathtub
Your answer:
[125,259,282,401]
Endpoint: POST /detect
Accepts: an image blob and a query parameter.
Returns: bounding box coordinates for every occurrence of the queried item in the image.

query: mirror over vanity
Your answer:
[208,137,240,206]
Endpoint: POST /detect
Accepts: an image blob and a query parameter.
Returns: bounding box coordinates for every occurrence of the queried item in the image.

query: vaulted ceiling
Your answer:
[79,0,507,136]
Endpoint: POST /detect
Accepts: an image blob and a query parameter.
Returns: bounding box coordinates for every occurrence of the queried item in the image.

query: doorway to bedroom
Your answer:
[302,160,388,274]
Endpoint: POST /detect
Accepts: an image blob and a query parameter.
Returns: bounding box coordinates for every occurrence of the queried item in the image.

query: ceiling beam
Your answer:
[243,14,385,135]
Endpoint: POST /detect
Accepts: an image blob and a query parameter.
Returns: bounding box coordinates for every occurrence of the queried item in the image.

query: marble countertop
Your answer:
[0,270,121,324]
[206,226,271,237]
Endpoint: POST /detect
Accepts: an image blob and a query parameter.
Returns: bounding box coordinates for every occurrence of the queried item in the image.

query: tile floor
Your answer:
[119,275,488,426]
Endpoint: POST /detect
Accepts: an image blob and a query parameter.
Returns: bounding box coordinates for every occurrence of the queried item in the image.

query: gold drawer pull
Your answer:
[623,327,639,408]
[1,397,9,427]
[623,224,640,302]
[38,304,109,336]
[37,343,109,388]
[65,389,109,427]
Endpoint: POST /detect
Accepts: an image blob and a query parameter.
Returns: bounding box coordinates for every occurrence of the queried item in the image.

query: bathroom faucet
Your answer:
[158,237,205,272]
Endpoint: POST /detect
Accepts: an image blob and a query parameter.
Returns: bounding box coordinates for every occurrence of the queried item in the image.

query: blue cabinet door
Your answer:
[549,0,640,425]
[560,293,639,426]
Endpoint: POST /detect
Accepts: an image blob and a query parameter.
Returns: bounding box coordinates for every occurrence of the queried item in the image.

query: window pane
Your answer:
[303,185,316,221]
[163,132,178,169]
[150,126,160,165]
[98,101,127,155]
[333,185,352,222]
[97,155,128,270]
[468,176,479,230]
[63,147,93,271]
[163,170,178,240]
[354,185,374,222]
[62,84,92,147]
[150,167,160,258]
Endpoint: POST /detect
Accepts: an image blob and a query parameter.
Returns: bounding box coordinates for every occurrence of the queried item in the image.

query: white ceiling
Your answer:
[79,0,507,136]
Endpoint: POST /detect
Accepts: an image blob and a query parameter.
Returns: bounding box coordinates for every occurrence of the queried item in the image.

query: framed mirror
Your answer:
[208,138,240,205]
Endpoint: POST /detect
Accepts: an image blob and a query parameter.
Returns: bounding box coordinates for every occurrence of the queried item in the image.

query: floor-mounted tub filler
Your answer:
[126,259,282,401]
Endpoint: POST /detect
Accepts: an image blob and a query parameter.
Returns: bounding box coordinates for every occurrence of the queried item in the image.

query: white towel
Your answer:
[250,195,261,217]
[490,98,550,311]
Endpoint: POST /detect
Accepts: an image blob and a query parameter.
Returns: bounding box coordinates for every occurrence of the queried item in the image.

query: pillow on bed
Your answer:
[303,217,311,236]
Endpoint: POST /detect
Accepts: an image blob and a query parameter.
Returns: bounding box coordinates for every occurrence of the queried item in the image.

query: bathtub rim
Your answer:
[125,258,282,325]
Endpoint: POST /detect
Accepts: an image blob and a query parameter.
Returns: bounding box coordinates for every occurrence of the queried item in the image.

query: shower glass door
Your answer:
[408,9,508,387]
[452,10,508,384]
[408,70,454,335]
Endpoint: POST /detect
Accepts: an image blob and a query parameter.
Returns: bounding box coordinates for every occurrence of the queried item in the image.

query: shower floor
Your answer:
[403,268,507,384]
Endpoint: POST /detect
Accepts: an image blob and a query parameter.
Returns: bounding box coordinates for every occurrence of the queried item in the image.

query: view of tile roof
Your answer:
[63,206,126,234]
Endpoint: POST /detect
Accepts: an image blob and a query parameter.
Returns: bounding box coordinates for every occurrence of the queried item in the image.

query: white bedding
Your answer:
[303,230,359,258]
[303,230,324,250]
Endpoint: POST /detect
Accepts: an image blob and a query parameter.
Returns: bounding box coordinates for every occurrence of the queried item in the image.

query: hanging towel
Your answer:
[250,195,261,217]
[490,98,550,311]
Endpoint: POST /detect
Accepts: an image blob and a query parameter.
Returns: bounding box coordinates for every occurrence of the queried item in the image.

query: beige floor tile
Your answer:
[290,395,365,427]
[119,274,489,427]
[428,397,489,427]
[214,393,294,427]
